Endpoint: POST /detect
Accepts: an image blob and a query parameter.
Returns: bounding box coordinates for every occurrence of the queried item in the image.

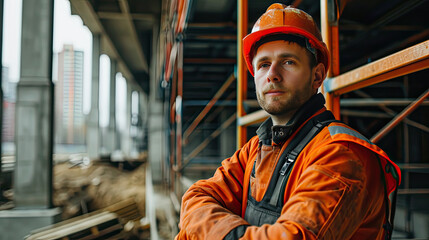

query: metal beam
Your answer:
[181,113,236,170]
[398,189,429,195]
[175,0,191,33]
[204,91,236,123]
[97,11,156,22]
[187,34,237,41]
[341,0,427,51]
[324,40,429,95]
[237,0,248,148]
[352,90,429,133]
[343,29,429,72]
[340,99,429,106]
[187,22,236,29]
[341,109,429,133]
[238,109,269,127]
[183,73,235,143]
[398,164,429,171]
[235,96,425,128]
[321,0,341,119]
[176,41,184,174]
[371,88,429,143]
[183,58,236,64]
[184,92,236,146]
[183,100,237,107]
[341,110,391,118]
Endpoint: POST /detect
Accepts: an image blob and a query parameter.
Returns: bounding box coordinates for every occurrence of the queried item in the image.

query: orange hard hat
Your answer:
[243,3,330,77]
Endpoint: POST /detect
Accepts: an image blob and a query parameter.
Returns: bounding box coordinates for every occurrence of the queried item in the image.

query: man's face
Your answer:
[253,40,320,119]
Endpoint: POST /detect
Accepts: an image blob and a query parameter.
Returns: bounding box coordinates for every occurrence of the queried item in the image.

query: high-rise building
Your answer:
[2,66,16,143]
[55,44,85,144]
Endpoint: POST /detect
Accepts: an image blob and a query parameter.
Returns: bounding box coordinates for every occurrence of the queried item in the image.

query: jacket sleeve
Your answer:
[176,140,256,239]
[239,141,385,240]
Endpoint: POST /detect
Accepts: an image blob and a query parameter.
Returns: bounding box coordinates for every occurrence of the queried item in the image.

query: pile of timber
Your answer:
[25,158,149,239]
[26,198,150,240]
[53,161,146,220]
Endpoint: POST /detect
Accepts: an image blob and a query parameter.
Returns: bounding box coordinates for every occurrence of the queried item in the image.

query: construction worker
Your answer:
[176,3,401,240]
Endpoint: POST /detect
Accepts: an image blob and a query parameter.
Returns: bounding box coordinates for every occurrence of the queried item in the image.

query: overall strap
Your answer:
[268,111,338,207]
[376,155,398,240]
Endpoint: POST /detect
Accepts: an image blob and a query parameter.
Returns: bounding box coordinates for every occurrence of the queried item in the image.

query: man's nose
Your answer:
[267,63,281,82]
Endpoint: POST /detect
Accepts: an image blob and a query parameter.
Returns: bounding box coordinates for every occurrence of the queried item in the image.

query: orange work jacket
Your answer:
[176,96,400,240]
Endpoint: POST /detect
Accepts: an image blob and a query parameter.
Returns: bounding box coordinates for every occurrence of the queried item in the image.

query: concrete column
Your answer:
[87,34,101,159]
[121,81,132,156]
[130,87,141,157]
[139,91,148,152]
[148,26,164,183]
[106,59,117,153]
[14,0,54,209]
[0,0,4,196]
[0,0,61,239]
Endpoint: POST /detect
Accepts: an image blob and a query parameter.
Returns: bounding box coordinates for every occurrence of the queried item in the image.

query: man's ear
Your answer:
[312,63,325,90]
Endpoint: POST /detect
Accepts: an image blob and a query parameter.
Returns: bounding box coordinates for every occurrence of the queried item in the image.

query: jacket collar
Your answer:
[256,93,326,145]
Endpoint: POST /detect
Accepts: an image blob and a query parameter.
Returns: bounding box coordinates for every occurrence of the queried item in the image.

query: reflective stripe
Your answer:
[328,125,373,144]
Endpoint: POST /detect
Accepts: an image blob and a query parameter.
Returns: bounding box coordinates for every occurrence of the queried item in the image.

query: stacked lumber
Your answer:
[105,198,142,223]
[25,198,148,240]
[27,159,148,239]
[25,211,123,240]
[53,161,146,220]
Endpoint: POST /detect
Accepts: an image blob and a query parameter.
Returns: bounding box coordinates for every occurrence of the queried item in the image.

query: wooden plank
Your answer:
[27,210,106,238]
[79,224,123,240]
[90,226,99,236]
[26,212,118,239]
[105,198,136,212]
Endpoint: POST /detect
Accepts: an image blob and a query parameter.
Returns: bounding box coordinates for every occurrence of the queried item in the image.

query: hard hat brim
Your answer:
[243,26,330,77]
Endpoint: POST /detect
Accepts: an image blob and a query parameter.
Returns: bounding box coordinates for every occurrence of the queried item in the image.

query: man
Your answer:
[176,4,401,240]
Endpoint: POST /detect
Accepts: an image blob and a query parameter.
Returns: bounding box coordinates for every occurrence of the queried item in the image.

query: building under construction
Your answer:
[0,0,428,239]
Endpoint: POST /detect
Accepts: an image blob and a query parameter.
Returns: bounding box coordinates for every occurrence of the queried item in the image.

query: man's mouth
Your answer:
[264,89,285,96]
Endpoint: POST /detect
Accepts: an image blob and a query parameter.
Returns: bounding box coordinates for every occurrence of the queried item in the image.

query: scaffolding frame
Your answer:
[165,3,429,236]
[234,0,429,237]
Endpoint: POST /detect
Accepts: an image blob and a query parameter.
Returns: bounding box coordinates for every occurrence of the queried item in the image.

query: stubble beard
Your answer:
[256,91,299,116]
[256,80,314,117]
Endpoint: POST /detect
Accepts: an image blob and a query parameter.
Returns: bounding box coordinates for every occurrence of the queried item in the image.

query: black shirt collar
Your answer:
[256,93,326,145]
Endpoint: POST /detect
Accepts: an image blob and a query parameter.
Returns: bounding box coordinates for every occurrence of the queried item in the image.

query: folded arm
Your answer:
[176,140,256,239]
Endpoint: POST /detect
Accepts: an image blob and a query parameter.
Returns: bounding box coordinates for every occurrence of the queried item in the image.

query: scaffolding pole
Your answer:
[237,0,248,148]
[371,88,429,143]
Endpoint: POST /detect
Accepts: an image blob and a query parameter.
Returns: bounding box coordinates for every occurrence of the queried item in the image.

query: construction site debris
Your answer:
[53,161,146,221]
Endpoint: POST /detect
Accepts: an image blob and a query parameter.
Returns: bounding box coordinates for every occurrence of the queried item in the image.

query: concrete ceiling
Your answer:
[69,0,161,93]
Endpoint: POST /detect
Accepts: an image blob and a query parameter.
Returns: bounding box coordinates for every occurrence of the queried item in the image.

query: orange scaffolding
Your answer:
[236,0,429,150]
[235,0,429,203]
[165,1,429,220]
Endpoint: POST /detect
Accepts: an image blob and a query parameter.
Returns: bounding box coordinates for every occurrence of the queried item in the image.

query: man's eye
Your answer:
[283,60,295,65]
[259,63,270,68]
